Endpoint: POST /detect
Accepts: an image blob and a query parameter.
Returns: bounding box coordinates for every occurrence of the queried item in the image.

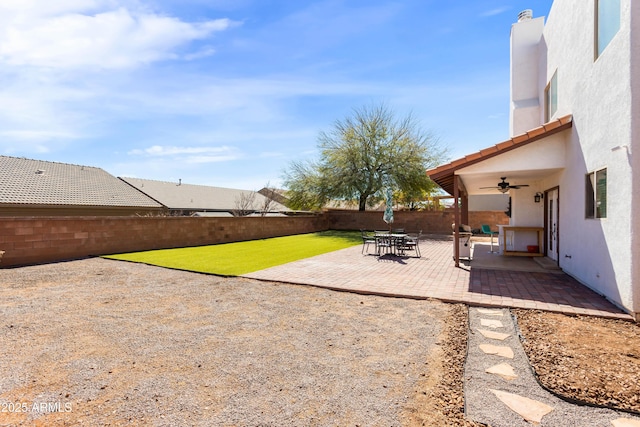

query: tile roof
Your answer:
[426,115,573,195]
[119,177,290,212]
[0,156,163,208]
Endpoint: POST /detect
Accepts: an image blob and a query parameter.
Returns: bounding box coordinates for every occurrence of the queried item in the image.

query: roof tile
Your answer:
[120,177,289,212]
[465,152,483,162]
[526,126,546,138]
[511,134,529,144]
[479,147,499,156]
[0,156,162,208]
[495,140,515,150]
[559,115,573,125]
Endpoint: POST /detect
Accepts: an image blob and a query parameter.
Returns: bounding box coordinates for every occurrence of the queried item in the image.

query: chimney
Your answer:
[517,9,533,22]
[510,8,544,136]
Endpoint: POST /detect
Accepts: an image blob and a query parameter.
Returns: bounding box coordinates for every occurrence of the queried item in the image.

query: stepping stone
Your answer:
[479,344,514,359]
[480,318,504,328]
[478,308,503,316]
[490,389,554,423]
[612,419,640,427]
[486,363,518,381]
[477,328,510,341]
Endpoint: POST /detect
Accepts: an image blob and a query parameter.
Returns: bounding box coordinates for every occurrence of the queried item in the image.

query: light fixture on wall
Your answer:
[534,192,543,203]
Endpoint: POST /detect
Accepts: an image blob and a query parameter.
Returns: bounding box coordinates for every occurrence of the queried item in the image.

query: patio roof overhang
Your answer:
[427,115,573,196]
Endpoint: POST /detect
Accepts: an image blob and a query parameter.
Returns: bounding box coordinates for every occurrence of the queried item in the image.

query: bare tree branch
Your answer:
[259,181,276,216]
[232,191,256,217]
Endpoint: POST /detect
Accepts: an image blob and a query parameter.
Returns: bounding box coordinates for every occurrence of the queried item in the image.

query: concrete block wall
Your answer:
[326,210,508,234]
[467,211,510,233]
[0,210,506,268]
[0,215,327,267]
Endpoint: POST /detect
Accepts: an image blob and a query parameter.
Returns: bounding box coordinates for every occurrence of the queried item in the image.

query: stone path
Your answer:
[465,307,640,426]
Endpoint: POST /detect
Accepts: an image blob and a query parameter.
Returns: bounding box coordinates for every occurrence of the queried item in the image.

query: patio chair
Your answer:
[360,230,376,254]
[400,230,422,258]
[481,224,498,253]
[374,231,393,255]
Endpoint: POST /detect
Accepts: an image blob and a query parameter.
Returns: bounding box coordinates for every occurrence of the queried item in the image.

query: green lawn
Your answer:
[103,230,361,276]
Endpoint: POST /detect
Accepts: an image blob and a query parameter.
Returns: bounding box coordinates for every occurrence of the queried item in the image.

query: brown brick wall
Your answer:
[466,211,510,233]
[326,210,509,234]
[0,210,507,268]
[0,215,327,267]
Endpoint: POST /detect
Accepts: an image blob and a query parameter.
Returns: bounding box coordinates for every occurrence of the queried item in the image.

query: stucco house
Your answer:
[0,156,164,216]
[120,177,290,217]
[427,1,639,319]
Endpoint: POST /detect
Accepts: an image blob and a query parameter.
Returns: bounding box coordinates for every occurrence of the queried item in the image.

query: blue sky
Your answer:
[0,0,553,190]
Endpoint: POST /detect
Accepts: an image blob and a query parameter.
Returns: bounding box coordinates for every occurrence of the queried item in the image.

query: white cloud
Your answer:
[183,46,217,61]
[481,7,510,17]
[0,69,95,152]
[0,130,81,142]
[128,145,241,163]
[0,0,105,16]
[185,155,239,164]
[129,145,233,156]
[111,75,377,120]
[259,151,284,158]
[0,1,238,70]
[0,1,241,153]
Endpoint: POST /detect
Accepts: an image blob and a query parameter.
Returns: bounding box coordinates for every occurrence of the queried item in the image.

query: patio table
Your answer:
[374,233,408,256]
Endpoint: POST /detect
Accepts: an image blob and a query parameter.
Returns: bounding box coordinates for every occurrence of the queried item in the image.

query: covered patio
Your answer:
[243,235,632,320]
[427,115,573,267]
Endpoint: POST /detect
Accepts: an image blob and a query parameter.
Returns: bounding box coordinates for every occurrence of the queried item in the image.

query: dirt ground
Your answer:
[514,309,640,415]
[1,258,639,426]
[0,258,466,427]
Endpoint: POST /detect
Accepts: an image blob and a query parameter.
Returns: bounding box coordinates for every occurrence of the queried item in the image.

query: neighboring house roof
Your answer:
[0,156,163,208]
[191,211,234,218]
[119,177,290,212]
[258,187,290,206]
[427,115,573,195]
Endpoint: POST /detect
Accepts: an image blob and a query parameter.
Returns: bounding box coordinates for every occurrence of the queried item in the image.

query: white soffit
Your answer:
[457,133,566,195]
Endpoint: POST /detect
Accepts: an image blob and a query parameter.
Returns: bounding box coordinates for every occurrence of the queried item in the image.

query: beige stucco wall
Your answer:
[536,0,635,314]
[631,0,640,316]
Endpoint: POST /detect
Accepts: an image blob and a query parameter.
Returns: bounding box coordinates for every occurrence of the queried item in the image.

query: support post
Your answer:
[461,193,469,226]
[453,176,460,267]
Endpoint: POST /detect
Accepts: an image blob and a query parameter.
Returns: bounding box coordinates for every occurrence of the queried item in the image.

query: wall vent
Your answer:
[517,9,533,22]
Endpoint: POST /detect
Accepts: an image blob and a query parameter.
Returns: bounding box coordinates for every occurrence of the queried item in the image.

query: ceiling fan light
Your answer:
[499,188,509,194]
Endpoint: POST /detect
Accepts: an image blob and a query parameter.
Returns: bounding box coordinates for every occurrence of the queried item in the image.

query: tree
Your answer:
[232,191,256,217]
[283,103,447,211]
[258,181,277,217]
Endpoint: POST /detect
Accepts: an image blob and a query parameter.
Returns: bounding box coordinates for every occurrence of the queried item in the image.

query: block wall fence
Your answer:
[0,216,328,268]
[0,210,507,268]
[327,210,508,234]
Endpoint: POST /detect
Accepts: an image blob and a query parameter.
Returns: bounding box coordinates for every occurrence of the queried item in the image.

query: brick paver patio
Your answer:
[243,237,632,320]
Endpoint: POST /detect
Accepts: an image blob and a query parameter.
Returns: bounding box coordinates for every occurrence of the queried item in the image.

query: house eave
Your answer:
[427,115,573,195]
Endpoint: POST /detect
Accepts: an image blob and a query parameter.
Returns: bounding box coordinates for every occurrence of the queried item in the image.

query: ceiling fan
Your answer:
[480,177,530,193]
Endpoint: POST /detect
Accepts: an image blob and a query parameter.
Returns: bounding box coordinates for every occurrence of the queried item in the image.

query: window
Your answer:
[596,0,621,58]
[545,71,558,122]
[585,168,607,218]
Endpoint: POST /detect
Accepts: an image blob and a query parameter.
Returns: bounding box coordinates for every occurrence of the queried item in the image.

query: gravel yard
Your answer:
[0,258,461,426]
[2,257,639,426]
